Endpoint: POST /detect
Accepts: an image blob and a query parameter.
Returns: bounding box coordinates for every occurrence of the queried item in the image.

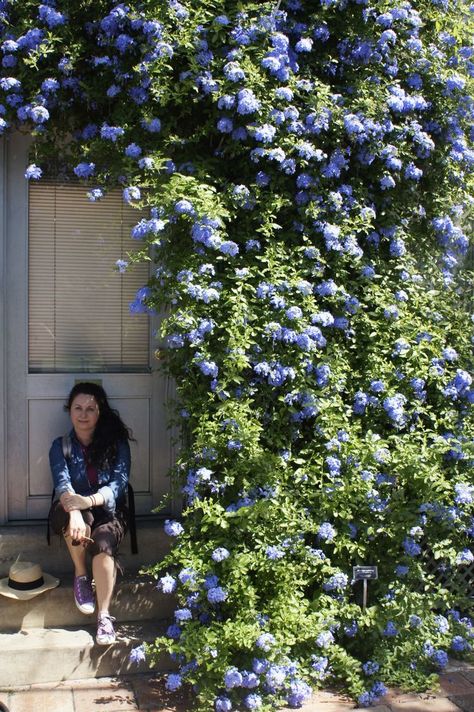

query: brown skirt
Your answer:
[48,499,128,560]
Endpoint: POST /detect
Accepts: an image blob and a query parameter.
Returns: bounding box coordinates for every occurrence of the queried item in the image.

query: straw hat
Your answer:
[0,561,59,600]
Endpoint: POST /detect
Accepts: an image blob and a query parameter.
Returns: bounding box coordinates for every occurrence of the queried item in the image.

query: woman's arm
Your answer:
[97,440,131,512]
[60,491,105,511]
[49,437,76,499]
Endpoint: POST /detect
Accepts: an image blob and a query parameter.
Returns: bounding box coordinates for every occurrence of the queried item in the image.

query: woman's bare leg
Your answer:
[63,524,91,577]
[92,553,116,614]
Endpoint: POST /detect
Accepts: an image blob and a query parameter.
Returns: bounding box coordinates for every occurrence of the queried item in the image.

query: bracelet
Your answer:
[89,494,96,507]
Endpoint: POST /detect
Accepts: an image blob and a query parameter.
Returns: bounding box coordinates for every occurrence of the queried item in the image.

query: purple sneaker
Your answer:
[73,575,95,615]
[96,613,116,645]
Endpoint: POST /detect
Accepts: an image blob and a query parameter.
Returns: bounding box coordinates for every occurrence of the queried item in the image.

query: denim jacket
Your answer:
[49,430,130,514]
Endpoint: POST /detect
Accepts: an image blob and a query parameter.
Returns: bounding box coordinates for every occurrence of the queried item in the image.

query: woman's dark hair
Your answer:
[66,382,133,467]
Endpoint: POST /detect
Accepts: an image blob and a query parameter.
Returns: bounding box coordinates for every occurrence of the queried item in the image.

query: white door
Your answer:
[4,133,173,521]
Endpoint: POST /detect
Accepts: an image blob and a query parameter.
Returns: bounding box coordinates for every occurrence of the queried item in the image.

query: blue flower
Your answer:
[123,186,141,203]
[431,650,449,668]
[316,280,338,297]
[403,537,421,557]
[325,456,341,476]
[116,33,134,53]
[316,630,334,648]
[220,241,239,256]
[286,306,303,320]
[358,691,372,707]
[73,162,95,178]
[275,86,293,101]
[442,347,458,362]
[383,621,398,637]
[158,574,177,593]
[244,693,262,709]
[451,636,471,653]
[25,164,42,180]
[454,483,473,505]
[129,644,146,664]
[323,572,348,591]
[178,568,196,585]
[454,370,472,392]
[0,77,21,92]
[317,522,336,542]
[380,175,396,190]
[363,661,380,675]
[256,633,276,651]
[166,623,181,639]
[142,117,162,133]
[256,171,270,187]
[223,62,246,82]
[41,77,59,93]
[266,545,284,560]
[311,655,329,679]
[224,667,243,689]
[125,143,142,158]
[404,162,423,181]
[174,199,195,215]
[138,157,154,170]
[175,608,192,622]
[212,547,230,562]
[164,519,184,537]
[100,123,125,141]
[456,549,474,565]
[165,673,182,691]
[1,40,19,53]
[353,391,369,415]
[207,586,228,603]
[295,37,313,53]
[116,259,128,273]
[29,105,49,124]
[215,696,232,711]
[287,680,312,707]
[254,123,276,143]
[384,305,399,320]
[434,615,449,633]
[237,88,260,115]
[131,218,165,239]
[395,565,409,576]
[383,394,407,426]
[217,117,233,133]
[38,5,66,27]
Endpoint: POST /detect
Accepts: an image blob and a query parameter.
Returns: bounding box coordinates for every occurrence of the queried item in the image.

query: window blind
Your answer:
[28,181,150,373]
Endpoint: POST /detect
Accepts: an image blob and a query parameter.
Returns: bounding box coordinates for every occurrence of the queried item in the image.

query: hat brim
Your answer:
[0,572,60,600]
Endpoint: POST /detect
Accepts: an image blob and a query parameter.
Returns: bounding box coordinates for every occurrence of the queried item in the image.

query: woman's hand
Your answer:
[60,492,91,512]
[66,509,89,543]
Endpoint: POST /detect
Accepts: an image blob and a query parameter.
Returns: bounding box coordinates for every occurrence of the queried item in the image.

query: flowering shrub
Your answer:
[1,0,473,709]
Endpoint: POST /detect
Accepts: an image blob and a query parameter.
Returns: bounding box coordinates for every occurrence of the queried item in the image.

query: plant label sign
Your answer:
[353,566,378,581]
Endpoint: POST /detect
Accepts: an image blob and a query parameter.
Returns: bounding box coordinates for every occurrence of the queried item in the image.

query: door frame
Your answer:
[0,137,7,524]
[1,132,176,523]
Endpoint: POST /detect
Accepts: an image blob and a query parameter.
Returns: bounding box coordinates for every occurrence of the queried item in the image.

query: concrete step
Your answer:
[0,517,171,577]
[0,575,174,631]
[0,621,169,686]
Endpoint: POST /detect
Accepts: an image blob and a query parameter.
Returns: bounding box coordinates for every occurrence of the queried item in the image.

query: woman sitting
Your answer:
[49,382,132,645]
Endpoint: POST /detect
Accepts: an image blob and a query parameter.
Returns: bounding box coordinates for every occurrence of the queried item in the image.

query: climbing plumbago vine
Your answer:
[1,0,473,708]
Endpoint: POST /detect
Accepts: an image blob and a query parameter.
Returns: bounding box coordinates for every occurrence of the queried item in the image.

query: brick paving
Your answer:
[0,662,473,712]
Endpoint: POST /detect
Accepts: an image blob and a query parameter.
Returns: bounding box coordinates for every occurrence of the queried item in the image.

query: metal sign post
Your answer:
[353,566,378,610]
